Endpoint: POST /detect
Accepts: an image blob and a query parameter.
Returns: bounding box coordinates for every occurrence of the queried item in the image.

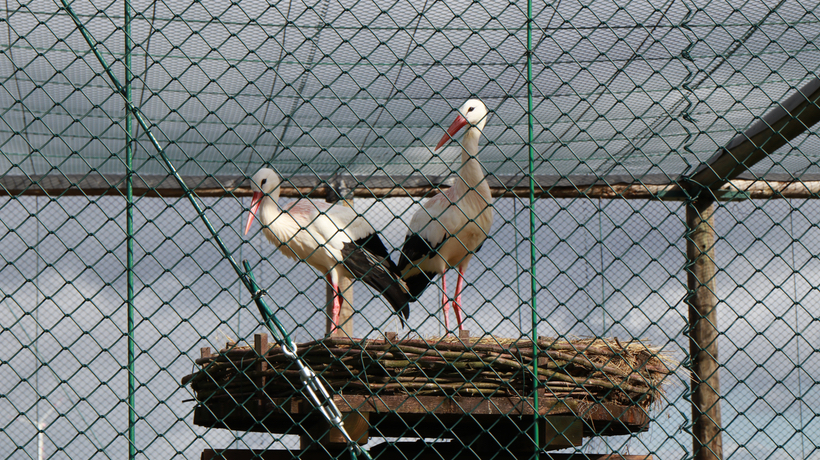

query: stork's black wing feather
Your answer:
[394,233,442,300]
[341,234,410,324]
[356,231,391,260]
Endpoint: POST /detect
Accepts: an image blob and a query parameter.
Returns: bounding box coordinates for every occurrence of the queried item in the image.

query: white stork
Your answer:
[245,168,410,331]
[395,99,494,331]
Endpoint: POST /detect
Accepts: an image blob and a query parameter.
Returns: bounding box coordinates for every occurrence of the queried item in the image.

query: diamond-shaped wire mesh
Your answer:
[1,0,819,458]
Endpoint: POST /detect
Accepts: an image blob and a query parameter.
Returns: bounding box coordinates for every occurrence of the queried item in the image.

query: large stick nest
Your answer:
[183,335,674,410]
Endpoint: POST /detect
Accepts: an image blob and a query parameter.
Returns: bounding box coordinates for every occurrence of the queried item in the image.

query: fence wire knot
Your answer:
[250,288,267,301]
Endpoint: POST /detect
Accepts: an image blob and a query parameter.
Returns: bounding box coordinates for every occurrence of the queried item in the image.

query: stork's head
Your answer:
[244,168,282,235]
[435,99,489,151]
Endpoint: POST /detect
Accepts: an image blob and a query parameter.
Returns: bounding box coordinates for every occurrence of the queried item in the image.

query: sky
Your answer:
[1,192,819,459]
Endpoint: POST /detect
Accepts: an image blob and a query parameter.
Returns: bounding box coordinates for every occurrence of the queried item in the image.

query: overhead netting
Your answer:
[2,0,819,186]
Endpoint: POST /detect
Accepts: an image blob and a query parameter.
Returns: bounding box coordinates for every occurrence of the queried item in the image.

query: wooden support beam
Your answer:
[193,392,651,437]
[253,334,269,414]
[300,411,370,448]
[689,78,820,196]
[368,441,653,460]
[202,448,653,460]
[282,180,820,201]
[503,415,583,451]
[8,172,820,201]
[686,201,722,460]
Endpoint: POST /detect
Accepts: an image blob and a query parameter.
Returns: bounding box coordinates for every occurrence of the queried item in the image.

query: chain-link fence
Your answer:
[2,0,820,458]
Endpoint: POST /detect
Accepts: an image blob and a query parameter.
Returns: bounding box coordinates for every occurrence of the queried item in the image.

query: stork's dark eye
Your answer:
[261,179,267,185]
[467,107,475,112]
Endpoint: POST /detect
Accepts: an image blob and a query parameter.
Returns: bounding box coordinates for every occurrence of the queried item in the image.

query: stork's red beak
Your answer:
[435,114,469,151]
[244,191,263,235]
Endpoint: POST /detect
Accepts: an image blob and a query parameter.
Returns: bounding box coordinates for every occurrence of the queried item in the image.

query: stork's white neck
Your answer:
[454,127,489,195]
[258,191,283,228]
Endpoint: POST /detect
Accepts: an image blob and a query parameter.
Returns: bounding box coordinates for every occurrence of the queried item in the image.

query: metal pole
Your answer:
[124,2,136,458]
[527,0,540,457]
[686,199,722,460]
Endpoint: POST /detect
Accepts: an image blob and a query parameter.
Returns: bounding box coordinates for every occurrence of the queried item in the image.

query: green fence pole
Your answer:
[124,1,136,458]
[527,0,539,457]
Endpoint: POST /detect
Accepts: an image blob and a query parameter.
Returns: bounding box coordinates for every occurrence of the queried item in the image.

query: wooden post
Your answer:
[686,200,722,460]
[300,411,370,449]
[254,333,269,414]
[199,347,212,360]
[254,334,268,375]
[326,177,354,337]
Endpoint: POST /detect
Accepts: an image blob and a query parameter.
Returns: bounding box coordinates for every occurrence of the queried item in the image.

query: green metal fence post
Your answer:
[527,0,539,457]
[124,1,136,458]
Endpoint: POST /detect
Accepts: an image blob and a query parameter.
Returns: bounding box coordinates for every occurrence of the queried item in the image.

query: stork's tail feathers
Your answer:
[358,264,412,326]
[379,276,411,326]
[403,270,438,300]
[340,242,412,327]
[389,265,438,327]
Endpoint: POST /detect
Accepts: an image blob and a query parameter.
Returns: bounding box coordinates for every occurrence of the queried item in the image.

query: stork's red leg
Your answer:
[332,284,342,327]
[441,272,451,331]
[453,267,465,330]
[328,275,341,332]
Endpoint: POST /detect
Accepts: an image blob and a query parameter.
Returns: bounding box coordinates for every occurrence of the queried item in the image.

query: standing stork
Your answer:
[245,168,410,331]
[395,99,494,331]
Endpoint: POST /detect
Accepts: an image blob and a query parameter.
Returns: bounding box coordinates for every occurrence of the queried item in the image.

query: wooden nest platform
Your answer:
[184,333,672,458]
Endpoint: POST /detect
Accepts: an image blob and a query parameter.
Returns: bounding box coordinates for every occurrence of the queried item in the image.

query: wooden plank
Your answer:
[504,415,583,451]
[201,449,345,460]
[253,334,268,415]
[369,441,654,459]
[193,392,650,438]
[300,411,369,448]
[203,447,653,460]
[196,391,648,422]
[218,179,820,201]
[254,334,268,372]
[330,393,574,416]
[542,415,584,449]
[686,201,723,460]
